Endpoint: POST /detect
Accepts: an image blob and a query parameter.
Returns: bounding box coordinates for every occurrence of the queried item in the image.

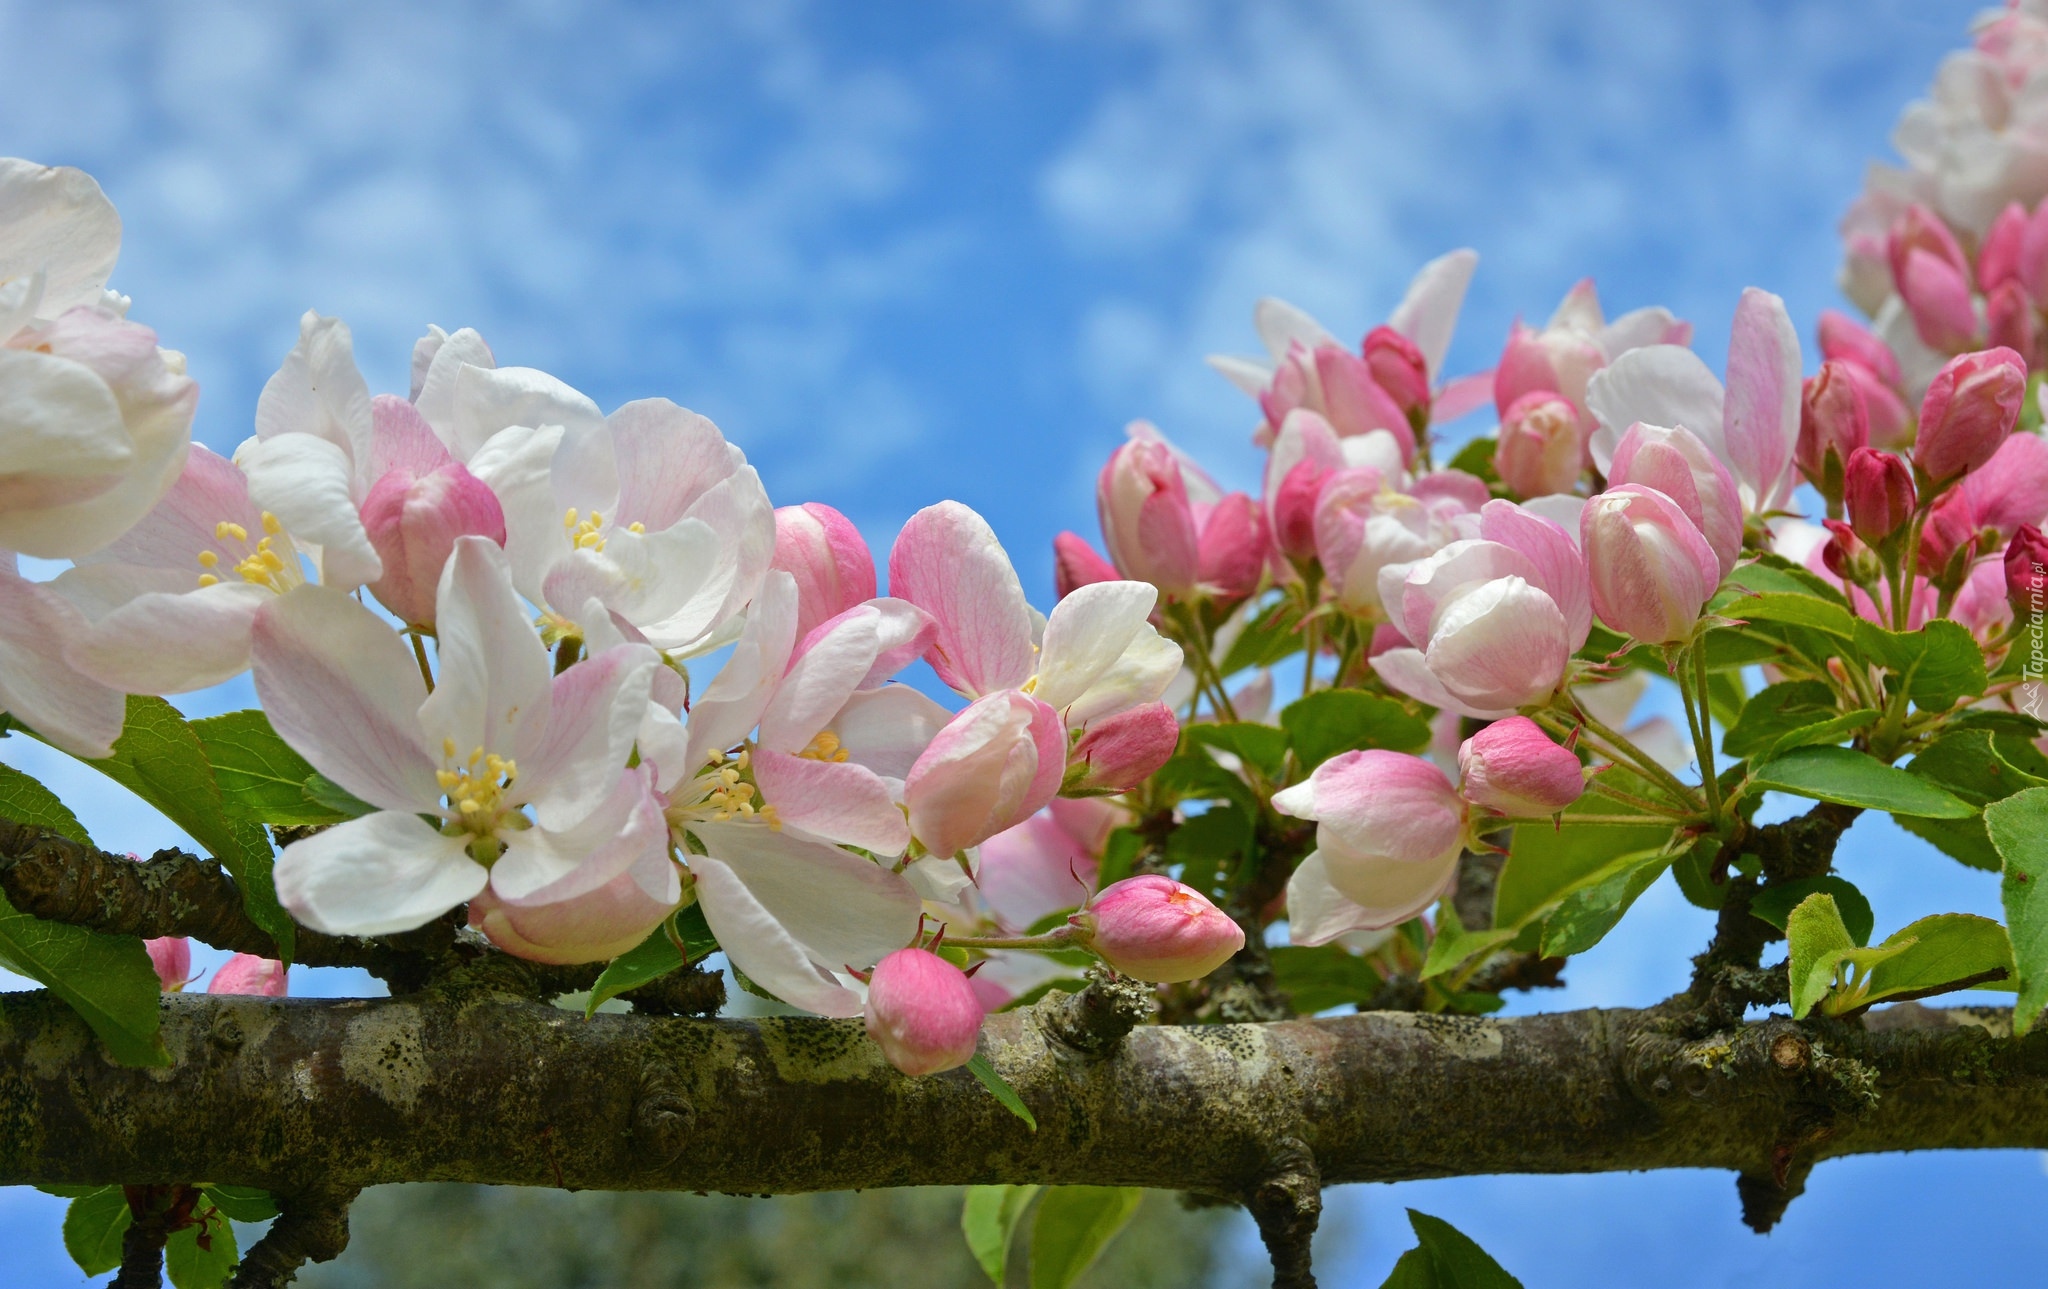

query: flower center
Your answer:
[197,513,300,593]
[664,748,782,832]
[562,507,645,555]
[796,730,851,762]
[435,739,519,836]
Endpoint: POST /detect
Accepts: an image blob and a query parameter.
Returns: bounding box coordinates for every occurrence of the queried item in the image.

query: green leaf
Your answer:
[1151,752,1258,817]
[1165,805,1252,898]
[1851,618,1988,713]
[1670,834,1728,910]
[1748,746,1976,819]
[1786,893,1858,1019]
[1538,845,1675,958]
[1895,811,2004,872]
[1028,1186,1143,1289]
[0,762,91,844]
[964,1054,1037,1131]
[1987,787,2048,1035]
[74,697,294,960]
[167,1212,238,1289]
[200,1185,278,1223]
[1760,709,1879,760]
[584,906,720,1016]
[1420,902,1517,981]
[190,709,346,826]
[1182,721,1289,778]
[1269,944,1386,1012]
[1280,689,1431,770]
[63,1187,131,1276]
[37,1184,106,1199]
[1492,779,1674,930]
[1721,681,1837,758]
[1094,827,1141,891]
[1724,591,1858,639]
[1848,913,2014,1009]
[1378,1210,1524,1288]
[1749,876,1875,947]
[1217,597,1305,677]
[1727,555,1852,608]
[962,1184,1041,1284]
[1908,730,2048,806]
[303,772,377,821]
[0,887,167,1066]
[1444,434,1500,484]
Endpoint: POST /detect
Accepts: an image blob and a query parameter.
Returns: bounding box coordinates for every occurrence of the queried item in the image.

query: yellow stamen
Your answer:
[261,511,282,536]
[796,730,850,763]
[196,550,219,568]
[196,573,219,588]
[216,521,248,543]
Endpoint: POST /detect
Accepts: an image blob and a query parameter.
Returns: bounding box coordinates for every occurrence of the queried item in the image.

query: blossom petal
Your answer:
[521,643,659,830]
[1285,852,1388,947]
[419,537,554,771]
[65,581,267,694]
[684,571,800,770]
[275,811,487,936]
[1478,499,1592,649]
[82,444,261,574]
[447,364,604,463]
[1032,581,1155,714]
[1584,345,1726,475]
[464,422,567,601]
[490,764,669,904]
[753,750,913,855]
[236,433,382,587]
[412,328,497,436]
[827,683,953,779]
[1253,297,1337,362]
[0,562,124,757]
[0,158,121,315]
[1721,287,1802,510]
[1388,248,1478,381]
[688,851,864,1017]
[1061,627,1182,728]
[887,501,1035,697]
[253,312,373,478]
[251,584,437,813]
[1368,645,1518,721]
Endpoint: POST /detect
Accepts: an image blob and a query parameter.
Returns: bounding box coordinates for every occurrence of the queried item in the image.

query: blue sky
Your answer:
[5,1,2046,1285]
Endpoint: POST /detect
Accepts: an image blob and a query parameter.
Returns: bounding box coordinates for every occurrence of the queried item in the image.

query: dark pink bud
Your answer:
[1073,874,1244,983]
[1052,531,1118,601]
[1097,438,1200,597]
[1271,456,1332,563]
[1457,716,1583,816]
[1888,203,1973,286]
[1914,347,2028,482]
[1363,325,1431,423]
[207,953,288,997]
[145,937,191,992]
[1820,518,1870,582]
[1069,703,1179,791]
[1988,280,2039,363]
[1981,202,2030,291]
[1899,248,1981,353]
[1918,489,1982,577]
[772,502,877,642]
[1194,492,1269,599]
[863,948,985,1076]
[2006,524,2048,616]
[1797,362,1870,492]
[1843,447,1916,546]
[361,462,507,628]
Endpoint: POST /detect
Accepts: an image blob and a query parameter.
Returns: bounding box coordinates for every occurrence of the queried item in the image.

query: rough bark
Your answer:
[3,987,2043,1209]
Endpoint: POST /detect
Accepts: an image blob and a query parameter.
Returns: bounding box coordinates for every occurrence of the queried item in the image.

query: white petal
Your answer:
[65,581,266,694]
[1061,626,1182,728]
[1032,581,1156,714]
[1583,345,1726,475]
[689,851,865,1018]
[274,812,486,936]
[684,571,799,770]
[826,683,953,779]
[520,643,658,831]
[412,328,496,434]
[541,520,719,630]
[0,564,123,757]
[236,433,381,587]
[465,422,568,601]
[1285,852,1386,947]
[1206,353,1275,397]
[1253,297,1337,362]
[689,819,921,971]
[447,364,603,463]
[490,764,668,904]
[1389,248,1478,381]
[250,584,437,813]
[0,159,121,315]
[419,537,554,771]
[253,312,373,481]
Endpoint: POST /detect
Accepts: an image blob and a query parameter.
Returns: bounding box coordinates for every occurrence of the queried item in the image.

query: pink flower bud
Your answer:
[1989,279,2039,364]
[1844,447,1915,545]
[1195,492,1270,600]
[1363,325,1431,424]
[1073,874,1244,983]
[1820,518,1874,584]
[1493,319,1604,417]
[145,937,191,993]
[1817,309,1904,390]
[1493,391,1585,498]
[1069,702,1179,791]
[1097,438,1200,598]
[771,502,877,642]
[1580,484,1721,644]
[1271,750,1465,923]
[1914,347,2028,482]
[1606,423,1742,577]
[1898,249,1980,353]
[1309,343,1416,462]
[863,947,985,1076]
[2006,524,2048,616]
[1888,204,1973,287]
[1457,716,1583,816]
[1918,489,1983,579]
[1796,362,1870,494]
[207,953,288,997]
[361,462,507,628]
[905,691,1067,858]
[1981,202,2030,291]
[1053,531,1118,600]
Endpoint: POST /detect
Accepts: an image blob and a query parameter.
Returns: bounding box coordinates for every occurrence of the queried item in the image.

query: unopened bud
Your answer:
[1071,875,1245,983]
[1821,519,1881,587]
[1914,347,2027,483]
[1363,325,1431,425]
[1843,447,1915,546]
[362,461,507,628]
[1457,716,1583,816]
[1494,391,1585,498]
[207,953,288,997]
[772,502,878,642]
[1797,362,1870,502]
[1067,703,1179,792]
[1052,531,1118,601]
[145,937,192,993]
[1580,485,1721,644]
[2006,524,2048,618]
[864,948,985,1076]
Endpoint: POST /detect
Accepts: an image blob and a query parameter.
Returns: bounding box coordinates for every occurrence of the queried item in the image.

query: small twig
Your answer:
[229,1186,360,1289]
[1248,1137,1321,1289]
[1035,967,1155,1056]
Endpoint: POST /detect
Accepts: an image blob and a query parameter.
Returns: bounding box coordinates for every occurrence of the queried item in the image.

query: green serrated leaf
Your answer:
[1217,597,1305,677]
[190,709,347,826]
[1381,1209,1524,1288]
[63,1187,131,1277]
[1749,876,1875,947]
[1721,680,1837,757]
[962,1184,1041,1284]
[1725,591,1858,639]
[200,1185,279,1223]
[1421,902,1517,981]
[1760,709,1879,760]
[0,762,91,844]
[167,1211,239,1289]
[1787,893,1858,1018]
[71,697,294,960]
[1748,746,1976,818]
[303,772,377,821]
[1538,846,1674,958]
[965,1053,1037,1131]
[1727,555,1853,608]
[0,887,167,1066]
[1269,944,1386,1012]
[1029,1186,1143,1289]
[1987,787,2048,1034]
[584,905,719,1016]
[1851,618,1988,713]
[1150,752,1258,817]
[1279,689,1432,771]
[1182,721,1289,778]
[1844,913,2014,1011]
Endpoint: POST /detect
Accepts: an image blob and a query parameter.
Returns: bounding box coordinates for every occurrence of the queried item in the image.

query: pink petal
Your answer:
[0,563,124,757]
[1721,287,1802,511]
[753,749,913,855]
[521,643,660,831]
[886,501,1035,697]
[418,536,554,771]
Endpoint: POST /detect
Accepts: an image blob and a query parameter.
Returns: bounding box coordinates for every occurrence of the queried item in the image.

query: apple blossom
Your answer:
[1458,716,1585,817]
[1796,362,1871,500]
[1072,875,1244,983]
[771,502,877,643]
[1274,750,1466,936]
[1066,701,1179,792]
[1845,447,1917,545]
[1494,391,1586,499]
[1581,485,1722,644]
[1492,277,1690,421]
[0,554,125,757]
[1914,347,2028,482]
[1606,423,1743,577]
[863,948,985,1076]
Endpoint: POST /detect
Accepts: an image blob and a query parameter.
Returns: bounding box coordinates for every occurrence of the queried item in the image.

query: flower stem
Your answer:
[946,926,1083,952]
[409,632,436,694]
